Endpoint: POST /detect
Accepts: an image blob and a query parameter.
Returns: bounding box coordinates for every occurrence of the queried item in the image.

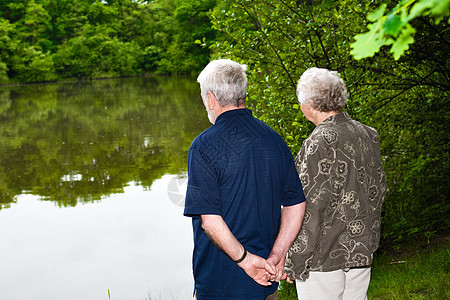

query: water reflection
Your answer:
[0,76,209,207]
[0,178,193,300]
[0,76,211,299]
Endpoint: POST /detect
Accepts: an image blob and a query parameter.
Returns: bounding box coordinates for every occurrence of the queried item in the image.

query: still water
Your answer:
[0,76,211,300]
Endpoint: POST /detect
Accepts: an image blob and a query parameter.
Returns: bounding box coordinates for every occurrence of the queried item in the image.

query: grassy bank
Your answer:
[279,236,450,299]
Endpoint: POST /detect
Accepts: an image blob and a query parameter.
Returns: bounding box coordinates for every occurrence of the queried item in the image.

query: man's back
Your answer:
[185,108,303,299]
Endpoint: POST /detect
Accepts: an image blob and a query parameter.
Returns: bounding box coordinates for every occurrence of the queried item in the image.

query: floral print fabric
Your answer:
[285,112,387,280]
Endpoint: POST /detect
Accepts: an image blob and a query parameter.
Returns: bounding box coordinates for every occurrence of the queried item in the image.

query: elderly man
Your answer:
[184,59,306,300]
[285,67,387,300]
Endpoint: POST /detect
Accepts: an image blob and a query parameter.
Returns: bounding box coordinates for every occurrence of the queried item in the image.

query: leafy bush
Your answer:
[209,0,449,249]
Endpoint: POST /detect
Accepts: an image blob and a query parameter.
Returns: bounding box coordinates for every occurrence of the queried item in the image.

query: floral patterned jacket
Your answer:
[285,112,387,280]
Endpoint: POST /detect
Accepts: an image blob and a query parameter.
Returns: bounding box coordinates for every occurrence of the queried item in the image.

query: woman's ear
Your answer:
[304,100,313,110]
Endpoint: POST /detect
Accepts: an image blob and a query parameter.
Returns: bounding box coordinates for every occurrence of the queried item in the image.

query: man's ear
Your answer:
[207,91,217,110]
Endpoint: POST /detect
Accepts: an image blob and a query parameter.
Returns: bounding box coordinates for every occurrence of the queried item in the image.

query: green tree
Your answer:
[139,0,178,71]
[209,0,449,250]
[0,0,215,82]
[46,0,91,45]
[11,46,58,82]
[0,0,29,22]
[0,18,15,81]
[53,23,144,79]
[156,0,217,74]
[22,0,51,46]
[0,0,59,82]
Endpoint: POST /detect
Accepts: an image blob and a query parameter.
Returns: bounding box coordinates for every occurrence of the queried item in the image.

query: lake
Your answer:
[0,76,211,300]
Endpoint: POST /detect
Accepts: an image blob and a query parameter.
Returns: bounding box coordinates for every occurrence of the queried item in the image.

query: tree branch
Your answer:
[234,0,296,88]
[372,71,437,111]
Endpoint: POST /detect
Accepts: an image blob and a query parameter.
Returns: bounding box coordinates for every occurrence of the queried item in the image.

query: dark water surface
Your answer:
[0,76,210,300]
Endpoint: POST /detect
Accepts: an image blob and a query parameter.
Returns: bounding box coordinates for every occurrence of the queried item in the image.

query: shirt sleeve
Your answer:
[287,132,332,279]
[282,150,306,207]
[184,145,222,217]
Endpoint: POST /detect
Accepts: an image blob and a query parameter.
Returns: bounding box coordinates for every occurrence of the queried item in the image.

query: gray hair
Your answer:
[296,67,348,112]
[197,59,247,107]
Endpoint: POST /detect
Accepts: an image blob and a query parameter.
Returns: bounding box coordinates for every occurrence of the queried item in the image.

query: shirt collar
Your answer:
[318,111,351,127]
[215,108,253,124]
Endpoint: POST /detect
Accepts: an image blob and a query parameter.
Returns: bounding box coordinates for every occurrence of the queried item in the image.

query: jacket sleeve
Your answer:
[285,130,334,280]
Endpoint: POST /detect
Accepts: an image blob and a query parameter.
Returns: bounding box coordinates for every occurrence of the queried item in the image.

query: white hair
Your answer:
[296,67,348,112]
[197,59,247,107]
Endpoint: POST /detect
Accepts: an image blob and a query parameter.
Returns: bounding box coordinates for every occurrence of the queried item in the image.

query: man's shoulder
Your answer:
[250,116,288,142]
[190,125,217,148]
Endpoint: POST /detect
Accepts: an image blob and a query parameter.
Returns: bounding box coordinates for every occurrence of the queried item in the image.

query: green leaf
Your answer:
[390,23,416,60]
[408,0,450,23]
[384,14,404,37]
[350,22,390,59]
[409,0,434,20]
[430,0,450,23]
[368,4,387,22]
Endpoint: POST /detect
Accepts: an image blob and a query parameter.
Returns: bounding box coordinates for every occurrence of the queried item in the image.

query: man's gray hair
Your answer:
[197,59,247,107]
[296,67,348,112]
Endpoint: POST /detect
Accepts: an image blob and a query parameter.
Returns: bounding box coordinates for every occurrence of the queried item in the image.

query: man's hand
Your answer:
[237,251,276,286]
[200,215,283,285]
[266,202,306,283]
[266,252,287,282]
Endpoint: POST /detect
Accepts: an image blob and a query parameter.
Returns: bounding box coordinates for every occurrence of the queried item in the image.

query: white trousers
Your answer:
[295,267,371,300]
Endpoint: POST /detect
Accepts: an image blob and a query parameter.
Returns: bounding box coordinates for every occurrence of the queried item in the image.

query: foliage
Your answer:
[351,0,450,60]
[0,0,216,83]
[1,0,448,253]
[278,280,297,300]
[367,237,450,299]
[279,237,450,299]
[53,24,144,79]
[156,0,217,74]
[209,0,449,249]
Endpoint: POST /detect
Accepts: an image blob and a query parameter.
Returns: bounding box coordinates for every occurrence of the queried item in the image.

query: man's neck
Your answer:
[214,105,246,121]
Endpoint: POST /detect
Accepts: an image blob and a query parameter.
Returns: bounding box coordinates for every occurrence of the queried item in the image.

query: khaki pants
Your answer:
[295,267,371,300]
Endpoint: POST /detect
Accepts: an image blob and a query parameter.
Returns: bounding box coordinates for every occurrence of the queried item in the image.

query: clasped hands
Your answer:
[237,251,294,286]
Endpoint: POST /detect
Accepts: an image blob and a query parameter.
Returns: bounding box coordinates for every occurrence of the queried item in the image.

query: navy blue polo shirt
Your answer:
[184,109,305,300]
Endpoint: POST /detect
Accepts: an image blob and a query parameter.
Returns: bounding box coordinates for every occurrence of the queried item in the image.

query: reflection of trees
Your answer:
[0,76,210,209]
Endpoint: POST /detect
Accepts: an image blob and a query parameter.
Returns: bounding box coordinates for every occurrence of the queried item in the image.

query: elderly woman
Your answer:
[285,68,387,300]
